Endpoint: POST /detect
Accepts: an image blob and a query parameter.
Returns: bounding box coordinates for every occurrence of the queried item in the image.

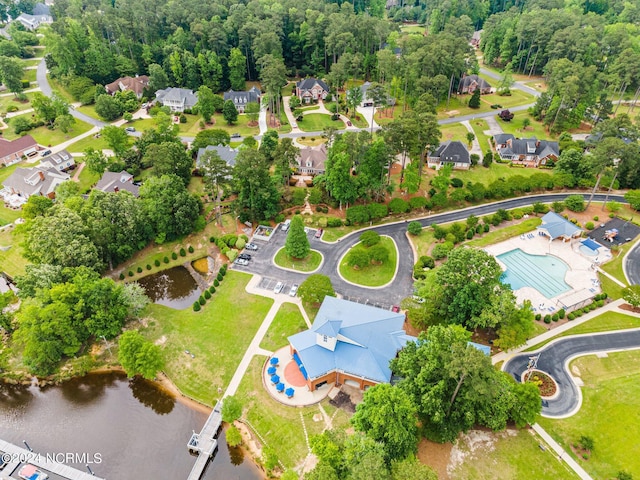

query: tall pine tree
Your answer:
[285,215,310,259]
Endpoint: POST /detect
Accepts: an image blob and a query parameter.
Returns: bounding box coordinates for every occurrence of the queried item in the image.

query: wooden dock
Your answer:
[0,439,104,480]
[186,399,223,480]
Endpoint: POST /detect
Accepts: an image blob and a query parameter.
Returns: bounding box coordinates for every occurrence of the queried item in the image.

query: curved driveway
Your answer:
[503,329,640,418]
[239,193,626,306]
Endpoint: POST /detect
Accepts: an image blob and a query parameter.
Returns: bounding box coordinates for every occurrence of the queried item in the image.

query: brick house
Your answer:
[295,78,330,103]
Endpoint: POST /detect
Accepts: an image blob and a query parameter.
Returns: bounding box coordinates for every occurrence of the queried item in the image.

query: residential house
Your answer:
[16,4,52,30]
[195,145,238,170]
[427,141,471,170]
[154,87,198,112]
[470,30,482,48]
[493,134,560,167]
[38,149,75,172]
[94,170,140,197]
[105,75,150,99]
[296,144,327,175]
[360,81,396,108]
[287,297,416,391]
[2,166,69,200]
[0,135,38,166]
[457,74,492,95]
[223,87,261,113]
[296,78,330,103]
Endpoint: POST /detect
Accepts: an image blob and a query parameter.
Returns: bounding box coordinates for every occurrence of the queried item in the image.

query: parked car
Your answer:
[346,120,352,126]
[289,284,299,297]
[281,219,291,232]
[238,253,251,261]
[245,243,258,251]
[40,149,52,157]
[315,228,323,239]
[391,305,401,313]
[234,258,249,266]
[274,281,284,294]
[125,126,136,132]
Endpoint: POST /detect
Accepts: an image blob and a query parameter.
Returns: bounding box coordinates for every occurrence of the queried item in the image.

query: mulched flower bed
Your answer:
[524,370,557,397]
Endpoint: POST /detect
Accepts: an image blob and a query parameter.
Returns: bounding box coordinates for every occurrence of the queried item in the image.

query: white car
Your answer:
[289,284,299,297]
[234,258,249,266]
[245,243,258,251]
[274,281,284,294]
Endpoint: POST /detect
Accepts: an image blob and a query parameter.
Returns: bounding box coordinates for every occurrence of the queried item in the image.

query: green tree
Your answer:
[144,142,193,186]
[352,383,418,462]
[222,99,238,124]
[564,194,585,212]
[191,129,230,152]
[54,181,81,205]
[273,138,299,185]
[468,89,481,108]
[347,249,370,268]
[325,151,357,209]
[197,85,216,123]
[623,285,640,308]
[298,274,336,306]
[390,457,437,480]
[232,149,279,223]
[226,426,242,447]
[259,129,279,163]
[466,132,475,147]
[22,195,53,219]
[118,330,164,380]
[95,94,124,121]
[346,86,363,117]
[84,147,109,175]
[228,48,247,91]
[0,55,24,96]
[31,93,69,126]
[407,222,422,235]
[147,63,169,92]
[221,395,243,422]
[245,101,260,124]
[497,62,514,95]
[509,381,542,428]
[285,215,310,259]
[199,149,231,225]
[101,125,129,157]
[369,244,389,264]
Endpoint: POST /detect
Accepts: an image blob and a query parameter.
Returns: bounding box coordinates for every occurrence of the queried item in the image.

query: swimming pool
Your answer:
[497,248,571,299]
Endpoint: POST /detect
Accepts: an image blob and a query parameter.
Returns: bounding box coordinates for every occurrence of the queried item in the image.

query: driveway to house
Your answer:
[503,328,640,418]
[480,67,541,98]
[258,102,268,136]
[281,95,302,133]
[234,193,626,307]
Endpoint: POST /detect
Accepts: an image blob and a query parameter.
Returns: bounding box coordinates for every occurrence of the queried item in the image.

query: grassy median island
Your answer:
[339,236,397,287]
[140,271,273,405]
[274,247,322,272]
[538,350,640,479]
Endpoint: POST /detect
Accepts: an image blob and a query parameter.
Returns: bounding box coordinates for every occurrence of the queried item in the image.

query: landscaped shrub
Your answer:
[585,221,594,230]
[226,249,238,261]
[558,309,566,319]
[327,217,343,227]
[274,213,285,223]
[188,245,195,253]
[209,286,216,294]
[235,237,246,249]
[535,314,542,321]
[180,248,186,256]
[217,273,223,282]
[575,309,583,316]
[214,279,220,287]
[596,299,604,307]
[432,241,454,260]
[146,264,152,270]
[568,313,575,320]
[209,236,216,243]
[360,231,381,247]
[221,234,238,248]
[475,224,483,234]
[204,290,211,299]
[346,205,370,224]
[466,229,474,240]
[389,198,411,214]
[565,194,586,212]
[409,197,428,210]
[163,256,169,263]
[128,271,134,277]
[450,178,463,188]
[199,296,206,305]
[119,273,125,280]
[155,259,161,266]
[544,315,551,324]
[593,216,599,221]
[193,302,201,312]
[367,203,388,220]
[408,221,422,235]
[552,314,559,322]
[219,268,226,277]
[137,266,142,273]
[483,223,490,232]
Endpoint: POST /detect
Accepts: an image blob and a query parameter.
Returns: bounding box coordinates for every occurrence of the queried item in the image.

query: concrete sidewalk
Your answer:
[533,424,592,479]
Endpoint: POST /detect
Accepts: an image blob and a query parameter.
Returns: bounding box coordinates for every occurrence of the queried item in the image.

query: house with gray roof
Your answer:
[94,170,140,197]
[223,87,261,113]
[195,145,239,170]
[296,144,327,175]
[154,87,198,112]
[296,78,330,103]
[427,140,471,170]
[536,211,582,241]
[360,81,396,108]
[288,297,416,391]
[38,149,75,173]
[494,134,559,167]
[16,3,52,30]
[2,166,69,199]
[458,74,491,95]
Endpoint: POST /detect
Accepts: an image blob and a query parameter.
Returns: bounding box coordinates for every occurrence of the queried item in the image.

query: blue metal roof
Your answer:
[288,297,416,384]
[537,212,581,239]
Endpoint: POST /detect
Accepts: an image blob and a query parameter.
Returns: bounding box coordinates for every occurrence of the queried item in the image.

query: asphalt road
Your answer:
[234,193,626,307]
[626,241,640,285]
[503,328,640,417]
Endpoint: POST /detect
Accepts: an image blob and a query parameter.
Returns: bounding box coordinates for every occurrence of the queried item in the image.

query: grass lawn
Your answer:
[538,350,640,479]
[347,113,369,128]
[47,77,76,104]
[65,134,111,153]
[441,123,472,144]
[236,356,352,468]
[525,311,640,351]
[466,218,542,248]
[76,104,102,121]
[23,69,37,84]
[437,89,535,120]
[409,228,437,259]
[259,303,307,352]
[274,248,322,272]
[141,271,273,405]
[452,162,553,186]
[599,274,625,300]
[339,236,398,287]
[499,111,556,140]
[298,113,341,132]
[297,136,326,147]
[372,101,404,126]
[76,166,100,193]
[400,24,426,34]
[0,205,23,226]
[469,118,493,152]
[450,429,578,480]
[0,92,36,114]
[299,105,320,112]
[0,227,27,277]
[600,239,636,285]
[3,115,93,145]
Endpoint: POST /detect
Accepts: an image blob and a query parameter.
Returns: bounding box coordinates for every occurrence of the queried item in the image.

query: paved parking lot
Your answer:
[341,294,395,312]
[257,276,298,296]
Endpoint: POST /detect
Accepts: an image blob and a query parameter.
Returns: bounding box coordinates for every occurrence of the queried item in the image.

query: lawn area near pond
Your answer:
[259,302,308,352]
[448,428,578,480]
[297,113,341,132]
[538,350,640,479]
[274,248,322,272]
[339,236,398,287]
[141,271,273,406]
[235,355,353,469]
[0,227,27,277]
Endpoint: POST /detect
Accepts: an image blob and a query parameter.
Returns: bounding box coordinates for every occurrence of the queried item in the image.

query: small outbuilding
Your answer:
[536,212,582,241]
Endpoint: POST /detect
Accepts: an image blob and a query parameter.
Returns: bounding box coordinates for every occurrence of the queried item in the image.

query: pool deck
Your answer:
[484,234,610,313]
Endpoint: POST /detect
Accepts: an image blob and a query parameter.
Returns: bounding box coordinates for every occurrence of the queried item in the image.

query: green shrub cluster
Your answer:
[413,256,435,279]
[180,248,187,256]
[155,259,161,267]
[188,245,195,253]
[172,252,178,260]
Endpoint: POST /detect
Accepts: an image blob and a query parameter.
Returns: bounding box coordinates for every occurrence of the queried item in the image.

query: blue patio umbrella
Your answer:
[285,387,295,398]
[271,374,280,384]
[270,357,279,366]
[276,382,285,392]
[267,366,277,375]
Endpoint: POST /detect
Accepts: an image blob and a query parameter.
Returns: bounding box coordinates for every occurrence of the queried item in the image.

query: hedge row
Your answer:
[193,265,228,311]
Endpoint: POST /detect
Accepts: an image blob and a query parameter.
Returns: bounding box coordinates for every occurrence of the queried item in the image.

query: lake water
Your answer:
[137,266,201,309]
[0,372,263,480]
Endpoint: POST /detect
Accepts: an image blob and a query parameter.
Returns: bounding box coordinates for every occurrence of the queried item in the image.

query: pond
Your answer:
[0,372,264,480]
[137,266,201,309]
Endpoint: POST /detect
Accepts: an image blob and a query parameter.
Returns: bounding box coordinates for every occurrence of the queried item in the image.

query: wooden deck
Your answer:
[186,399,223,480]
[0,438,104,480]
